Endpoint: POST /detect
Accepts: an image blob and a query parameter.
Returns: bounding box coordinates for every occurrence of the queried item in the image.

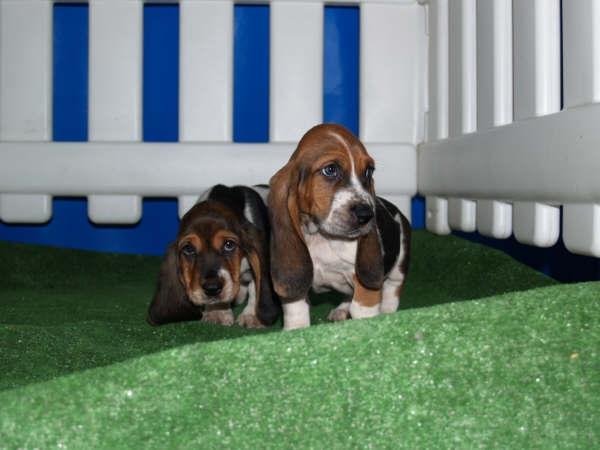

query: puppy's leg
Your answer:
[327,299,351,321]
[201,304,234,326]
[380,226,409,314]
[381,276,405,314]
[282,299,310,330]
[349,276,381,320]
[234,283,248,306]
[236,280,265,329]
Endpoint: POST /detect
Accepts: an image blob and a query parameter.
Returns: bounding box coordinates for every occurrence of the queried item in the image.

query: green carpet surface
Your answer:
[1,232,598,448]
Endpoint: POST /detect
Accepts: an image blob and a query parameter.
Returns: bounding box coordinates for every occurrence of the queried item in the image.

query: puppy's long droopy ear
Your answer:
[242,225,280,326]
[356,226,384,291]
[268,163,313,300]
[147,243,201,325]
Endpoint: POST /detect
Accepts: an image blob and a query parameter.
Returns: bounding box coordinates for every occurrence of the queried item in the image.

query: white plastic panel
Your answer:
[476,0,512,130]
[88,0,142,141]
[178,195,198,219]
[0,0,52,141]
[88,195,142,225]
[562,0,600,108]
[448,0,477,137]
[427,0,449,141]
[418,103,600,204]
[270,1,323,142]
[0,142,415,199]
[563,204,600,257]
[179,0,233,142]
[425,196,450,235]
[360,3,426,144]
[476,200,512,239]
[513,0,561,120]
[448,198,476,232]
[513,202,559,248]
[0,194,52,224]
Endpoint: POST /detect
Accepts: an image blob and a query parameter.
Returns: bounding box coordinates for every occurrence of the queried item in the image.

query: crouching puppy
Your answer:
[148,185,279,328]
[269,124,411,330]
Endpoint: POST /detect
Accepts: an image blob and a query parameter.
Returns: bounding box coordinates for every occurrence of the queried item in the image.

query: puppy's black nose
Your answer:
[351,203,374,225]
[202,279,223,297]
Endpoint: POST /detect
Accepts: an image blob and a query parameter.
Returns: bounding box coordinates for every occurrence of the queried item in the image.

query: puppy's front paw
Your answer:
[236,313,266,329]
[201,309,235,326]
[327,308,350,322]
[327,301,351,322]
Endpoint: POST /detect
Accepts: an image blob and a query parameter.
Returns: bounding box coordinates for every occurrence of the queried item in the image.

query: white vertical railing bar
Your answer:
[562,0,600,256]
[562,0,600,108]
[424,0,450,235]
[448,0,476,137]
[563,205,600,258]
[0,0,53,223]
[360,2,426,145]
[476,0,512,130]
[513,202,559,248]
[448,198,476,232]
[178,0,233,218]
[426,0,449,142]
[475,0,512,239]
[270,1,323,143]
[512,0,560,247]
[476,200,511,239]
[361,2,425,220]
[425,197,450,234]
[513,0,560,120]
[179,0,233,142]
[88,0,143,224]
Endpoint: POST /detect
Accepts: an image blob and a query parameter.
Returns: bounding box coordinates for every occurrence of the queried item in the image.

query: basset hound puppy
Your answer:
[148,185,279,328]
[268,124,411,330]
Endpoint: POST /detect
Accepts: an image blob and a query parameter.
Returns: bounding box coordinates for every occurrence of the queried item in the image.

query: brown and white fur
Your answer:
[147,185,279,328]
[268,124,411,330]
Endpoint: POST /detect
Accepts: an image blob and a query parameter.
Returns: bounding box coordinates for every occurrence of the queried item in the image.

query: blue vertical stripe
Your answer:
[233,5,270,143]
[143,4,179,142]
[323,6,359,136]
[53,4,88,141]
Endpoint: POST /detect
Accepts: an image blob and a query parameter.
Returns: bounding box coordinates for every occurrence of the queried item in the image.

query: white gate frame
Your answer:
[1,0,600,258]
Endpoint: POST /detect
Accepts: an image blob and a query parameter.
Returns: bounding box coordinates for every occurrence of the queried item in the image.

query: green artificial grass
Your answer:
[1,231,598,448]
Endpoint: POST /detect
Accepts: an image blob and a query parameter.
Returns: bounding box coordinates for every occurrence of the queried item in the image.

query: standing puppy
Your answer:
[148,185,279,328]
[268,124,411,330]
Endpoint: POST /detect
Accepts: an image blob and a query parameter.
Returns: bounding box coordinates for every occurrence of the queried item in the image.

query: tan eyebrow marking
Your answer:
[179,234,203,251]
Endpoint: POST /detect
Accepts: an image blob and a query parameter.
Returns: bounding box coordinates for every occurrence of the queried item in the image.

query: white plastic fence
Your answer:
[0,0,423,224]
[0,0,599,258]
[420,0,600,257]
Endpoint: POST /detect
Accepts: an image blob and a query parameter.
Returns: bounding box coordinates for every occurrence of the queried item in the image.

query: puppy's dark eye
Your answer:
[181,244,196,257]
[365,166,375,179]
[321,163,340,179]
[222,240,237,254]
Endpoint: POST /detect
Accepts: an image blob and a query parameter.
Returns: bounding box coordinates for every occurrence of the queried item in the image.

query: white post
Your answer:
[88,0,143,224]
[0,0,53,223]
[512,0,561,247]
[270,1,323,143]
[178,0,234,217]
[562,0,600,256]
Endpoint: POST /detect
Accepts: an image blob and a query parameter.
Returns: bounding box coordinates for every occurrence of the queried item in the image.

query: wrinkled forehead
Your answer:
[178,202,240,240]
[293,127,374,171]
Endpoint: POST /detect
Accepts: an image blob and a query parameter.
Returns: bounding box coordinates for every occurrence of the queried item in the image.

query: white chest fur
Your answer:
[303,232,357,295]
